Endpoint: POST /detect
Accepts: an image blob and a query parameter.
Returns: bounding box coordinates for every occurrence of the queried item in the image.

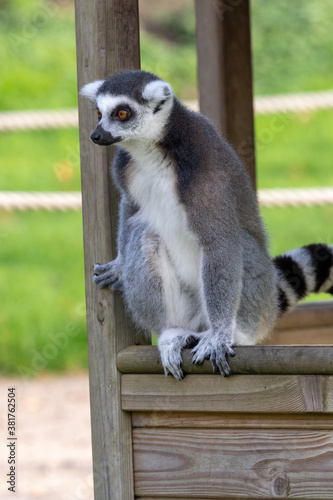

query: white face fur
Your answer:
[80,79,174,145]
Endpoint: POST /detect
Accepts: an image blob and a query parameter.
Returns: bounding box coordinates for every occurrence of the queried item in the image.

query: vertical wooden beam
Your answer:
[195,0,256,185]
[74,1,143,499]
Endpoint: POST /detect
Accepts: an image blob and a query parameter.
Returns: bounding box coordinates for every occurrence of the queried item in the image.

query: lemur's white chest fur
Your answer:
[124,141,201,288]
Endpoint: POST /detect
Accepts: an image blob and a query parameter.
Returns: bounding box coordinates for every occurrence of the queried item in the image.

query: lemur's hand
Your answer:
[93,259,123,291]
[191,330,235,376]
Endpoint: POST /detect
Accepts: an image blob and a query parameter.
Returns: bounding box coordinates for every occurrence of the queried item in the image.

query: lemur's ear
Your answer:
[142,80,173,105]
[80,80,104,101]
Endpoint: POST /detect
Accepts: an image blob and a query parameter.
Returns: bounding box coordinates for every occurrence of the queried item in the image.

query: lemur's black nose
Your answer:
[90,125,121,146]
[90,131,101,143]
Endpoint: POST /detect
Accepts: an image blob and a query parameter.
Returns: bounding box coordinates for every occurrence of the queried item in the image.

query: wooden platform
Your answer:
[117,345,333,499]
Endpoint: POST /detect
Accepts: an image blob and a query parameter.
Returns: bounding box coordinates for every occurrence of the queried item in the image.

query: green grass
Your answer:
[256,109,333,188]
[1,128,81,191]
[251,0,333,95]
[263,205,333,256]
[2,0,333,111]
[0,210,87,375]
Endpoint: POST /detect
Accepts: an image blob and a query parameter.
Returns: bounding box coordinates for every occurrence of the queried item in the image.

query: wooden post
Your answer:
[195,0,256,184]
[74,1,145,499]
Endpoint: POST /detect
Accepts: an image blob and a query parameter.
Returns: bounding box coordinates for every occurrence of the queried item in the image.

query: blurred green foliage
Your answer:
[0,210,86,374]
[0,0,333,374]
[252,0,333,94]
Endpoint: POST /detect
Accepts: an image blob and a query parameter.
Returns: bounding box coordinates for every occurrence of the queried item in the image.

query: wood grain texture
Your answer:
[133,428,333,498]
[117,345,333,375]
[266,327,333,346]
[275,301,333,331]
[132,412,333,430]
[121,374,329,413]
[74,1,144,499]
[195,0,255,184]
[324,377,333,412]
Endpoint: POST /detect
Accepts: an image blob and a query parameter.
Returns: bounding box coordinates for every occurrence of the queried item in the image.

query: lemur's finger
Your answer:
[94,263,113,273]
[111,280,123,291]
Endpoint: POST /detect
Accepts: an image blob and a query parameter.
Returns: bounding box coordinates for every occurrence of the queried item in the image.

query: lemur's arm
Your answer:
[94,149,136,289]
[188,179,244,375]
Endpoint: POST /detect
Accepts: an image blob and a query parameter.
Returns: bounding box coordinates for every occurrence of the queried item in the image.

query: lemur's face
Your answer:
[80,70,174,147]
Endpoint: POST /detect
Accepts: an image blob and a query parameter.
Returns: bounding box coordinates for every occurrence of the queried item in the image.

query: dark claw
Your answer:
[211,360,219,373]
[223,366,231,377]
[192,359,204,366]
[185,335,198,349]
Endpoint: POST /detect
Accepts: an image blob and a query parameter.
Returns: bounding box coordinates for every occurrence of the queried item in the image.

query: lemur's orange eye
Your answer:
[117,110,128,120]
[97,109,102,119]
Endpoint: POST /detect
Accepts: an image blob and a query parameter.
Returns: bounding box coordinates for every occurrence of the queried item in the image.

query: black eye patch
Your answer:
[111,105,133,121]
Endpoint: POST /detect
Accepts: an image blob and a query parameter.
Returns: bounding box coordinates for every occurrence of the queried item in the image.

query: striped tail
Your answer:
[273,243,333,315]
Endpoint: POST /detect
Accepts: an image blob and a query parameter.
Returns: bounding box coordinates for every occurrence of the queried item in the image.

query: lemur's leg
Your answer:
[95,224,170,336]
[121,228,170,333]
[124,231,208,378]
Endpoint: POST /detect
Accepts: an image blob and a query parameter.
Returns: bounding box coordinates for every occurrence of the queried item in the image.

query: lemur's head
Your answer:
[80,70,174,146]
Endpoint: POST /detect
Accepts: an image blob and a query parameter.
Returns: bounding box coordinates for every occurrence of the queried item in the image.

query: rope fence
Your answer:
[0,192,82,211]
[0,109,78,132]
[1,188,333,212]
[1,90,333,132]
[1,89,332,212]
[257,187,333,208]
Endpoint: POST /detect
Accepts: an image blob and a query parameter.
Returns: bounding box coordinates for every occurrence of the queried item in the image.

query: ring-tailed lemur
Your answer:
[80,70,333,379]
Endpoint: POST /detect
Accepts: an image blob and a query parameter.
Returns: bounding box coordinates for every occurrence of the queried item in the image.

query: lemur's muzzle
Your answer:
[90,125,121,146]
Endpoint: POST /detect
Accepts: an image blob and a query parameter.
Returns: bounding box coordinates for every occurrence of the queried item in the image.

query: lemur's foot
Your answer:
[191,331,235,376]
[93,260,123,290]
[158,329,199,380]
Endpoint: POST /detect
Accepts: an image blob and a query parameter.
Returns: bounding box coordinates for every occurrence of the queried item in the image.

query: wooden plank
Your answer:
[324,377,333,412]
[74,1,144,499]
[266,327,333,345]
[195,0,256,184]
[117,345,333,375]
[132,411,333,430]
[133,428,333,498]
[121,374,327,413]
[137,496,330,499]
[275,301,333,331]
